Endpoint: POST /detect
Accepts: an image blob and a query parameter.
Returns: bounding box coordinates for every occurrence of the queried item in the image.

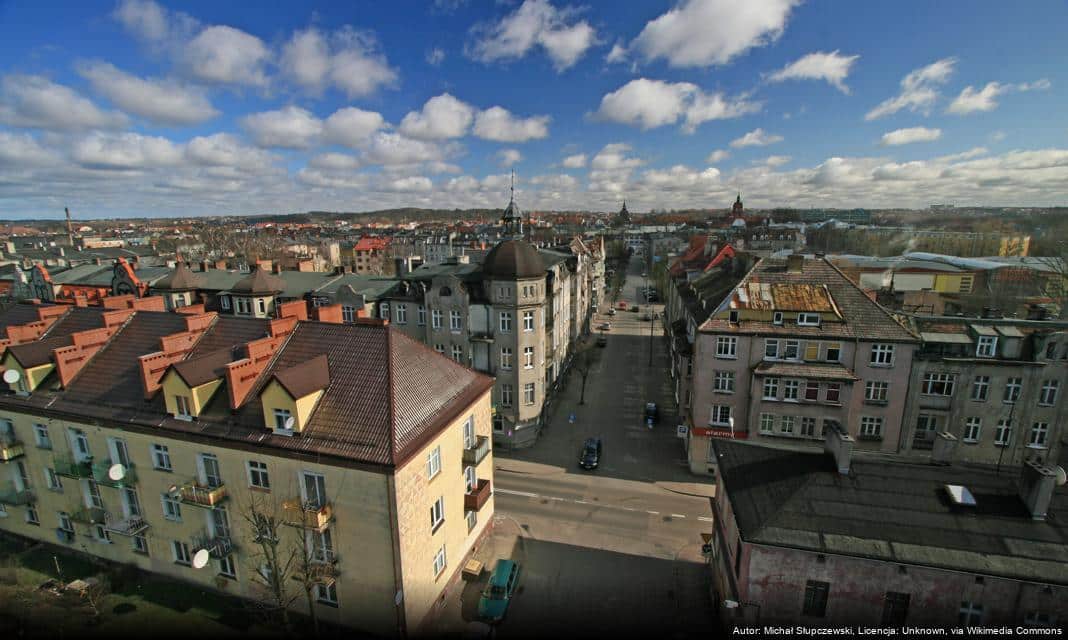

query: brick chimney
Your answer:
[1018,460,1057,521]
[224,335,287,409]
[931,432,958,465]
[313,304,344,324]
[823,420,854,475]
[137,312,216,398]
[276,299,308,321]
[53,317,130,387]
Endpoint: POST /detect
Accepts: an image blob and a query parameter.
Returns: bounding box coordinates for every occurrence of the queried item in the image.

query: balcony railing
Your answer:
[462,436,491,466]
[912,433,936,450]
[176,481,228,508]
[70,506,108,524]
[92,459,138,488]
[105,514,149,537]
[463,479,492,512]
[282,499,333,530]
[0,486,34,506]
[53,455,94,479]
[0,436,25,462]
[295,549,339,584]
[194,532,234,558]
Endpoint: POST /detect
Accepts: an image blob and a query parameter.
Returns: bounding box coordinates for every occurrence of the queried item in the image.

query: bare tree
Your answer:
[239,493,299,631]
[573,339,600,405]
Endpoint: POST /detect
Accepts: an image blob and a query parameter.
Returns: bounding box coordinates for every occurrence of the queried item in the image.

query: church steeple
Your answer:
[501,169,524,238]
[732,192,744,218]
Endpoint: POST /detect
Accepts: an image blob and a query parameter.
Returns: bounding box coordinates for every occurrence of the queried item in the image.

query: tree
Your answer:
[573,339,601,405]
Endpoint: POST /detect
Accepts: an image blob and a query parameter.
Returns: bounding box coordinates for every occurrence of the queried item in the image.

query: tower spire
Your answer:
[510,169,515,203]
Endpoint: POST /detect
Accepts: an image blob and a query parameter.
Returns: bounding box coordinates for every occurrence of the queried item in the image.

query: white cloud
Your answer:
[399,94,476,140]
[865,57,956,120]
[638,165,721,190]
[947,78,1051,115]
[467,0,597,72]
[593,78,759,133]
[880,126,942,146]
[280,28,331,92]
[591,143,643,171]
[473,106,550,142]
[730,128,783,148]
[241,106,323,149]
[426,161,463,174]
[184,25,270,87]
[633,0,798,68]
[1017,78,1051,92]
[562,153,587,168]
[496,149,523,167]
[363,132,445,165]
[445,175,481,193]
[0,131,60,167]
[605,42,627,64]
[72,132,183,170]
[308,153,361,170]
[761,155,791,166]
[78,61,218,125]
[113,0,196,45]
[706,149,730,163]
[766,50,859,94]
[184,133,275,170]
[323,29,398,98]
[0,75,128,131]
[322,107,387,148]
[383,176,434,192]
[426,48,446,66]
[990,131,1007,143]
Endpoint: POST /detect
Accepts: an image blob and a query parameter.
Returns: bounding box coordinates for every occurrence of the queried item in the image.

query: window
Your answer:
[395,304,407,324]
[976,336,997,357]
[780,416,795,434]
[882,592,910,626]
[963,417,982,443]
[274,408,293,431]
[1045,342,1057,359]
[33,424,51,449]
[87,480,104,508]
[431,309,443,330]
[759,413,775,434]
[501,385,513,407]
[870,344,895,366]
[783,340,800,360]
[44,468,62,490]
[825,343,841,362]
[1004,377,1022,404]
[417,306,426,325]
[220,296,231,311]
[710,405,731,426]
[783,379,800,401]
[466,509,478,532]
[26,506,39,525]
[71,429,90,459]
[433,545,447,577]
[764,339,779,359]
[714,371,735,393]
[219,555,237,579]
[1029,422,1049,448]
[860,416,883,438]
[922,373,956,396]
[500,348,513,370]
[174,395,192,418]
[865,381,888,403]
[524,383,535,405]
[772,311,783,325]
[804,342,819,361]
[728,310,739,323]
[173,540,191,566]
[151,444,172,471]
[762,378,779,400]
[797,313,820,326]
[247,461,270,489]
[523,346,534,368]
[995,420,1012,447]
[426,446,441,480]
[715,337,737,358]
[451,345,463,362]
[971,376,990,401]
[1038,380,1058,406]
[825,383,840,403]
[430,496,445,532]
[802,580,830,617]
[523,310,534,332]
[58,512,73,532]
[434,344,445,355]
[450,310,462,331]
[959,602,983,625]
[804,381,820,401]
[133,534,148,555]
[94,524,112,543]
[315,582,338,606]
[500,312,513,333]
[342,305,356,323]
[162,494,182,521]
[378,302,390,319]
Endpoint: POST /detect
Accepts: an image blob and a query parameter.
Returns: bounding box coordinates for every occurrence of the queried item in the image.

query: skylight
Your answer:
[944,484,977,507]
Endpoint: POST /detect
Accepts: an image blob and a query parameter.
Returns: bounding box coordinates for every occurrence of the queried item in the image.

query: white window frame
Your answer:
[995,420,1012,446]
[417,305,426,325]
[1038,380,1058,406]
[433,545,447,577]
[162,494,182,521]
[523,382,535,405]
[825,343,841,363]
[451,345,463,362]
[764,339,779,360]
[797,312,820,326]
[315,581,338,606]
[963,417,981,443]
[921,372,956,396]
[523,346,534,369]
[395,304,407,325]
[450,310,462,332]
[759,413,775,434]
[500,347,513,370]
[715,337,737,359]
[710,405,731,427]
[870,344,895,366]
[864,381,889,402]
[801,417,817,438]
[174,395,193,418]
[976,336,997,357]
[860,416,883,437]
[780,415,795,434]
[342,305,356,323]
[273,408,293,432]
[500,312,513,333]
[971,376,989,401]
[783,340,800,361]
[1004,377,1022,404]
[426,446,441,480]
[713,371,734,393]
[523,310,534,332]
[33,424,51,449]
[783,379,800,402]
[45,467,62,490]
[173,540,191,566]
[762,378,779,400]
[152,444,172,471]
[501,385,513,407]
[772,311,783,325]
[430,496,445,532]
[1029,422,1049,448]
[247,460,270,489]
[431,309,443,330]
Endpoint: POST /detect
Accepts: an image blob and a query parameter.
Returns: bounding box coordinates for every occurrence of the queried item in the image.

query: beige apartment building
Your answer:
[0,298,495,636]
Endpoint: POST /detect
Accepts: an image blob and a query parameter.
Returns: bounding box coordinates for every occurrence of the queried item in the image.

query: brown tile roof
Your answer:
[753,361,859,382]
[0,303,56,331]
[172,348,235,388]
[7,336,71,369]
[231,267,286,294]
[43,306,108,337]
[701,257,917,343]
[154,262,204,291]
[271,354,330,399]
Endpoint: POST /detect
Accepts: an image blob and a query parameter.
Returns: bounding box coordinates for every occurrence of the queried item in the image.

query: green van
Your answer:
[478,559,521,622]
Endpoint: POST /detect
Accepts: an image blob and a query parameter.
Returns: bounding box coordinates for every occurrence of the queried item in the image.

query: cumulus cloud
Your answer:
[590,143,643,171]
[638,165,720,190]
[730,128,783,148]
[308,153,361,170]
[865,57,956,120]
[426,48,446,66]
[322,107,387,148]
[72,132,183,170]
[880,126,942,146]
[383,176,433,192]
[241,106,323,149]
[562,153,587,168]
[280,27,397,97]
[496,149,523,167]
[363,132,445,165]
[78,61,218,125]
[183,25,270,87]
[633,0,798,68]
[473,106,550,142]
[605,42,627,64]
[530,173,578,189]
[766,50,859,94]
[0,75,128,131]
[593,78,759,133]
[184,133,275,170]
[399,94,476,140]
[707,149,730,163]
[761,155,791,166]
[467,0,597,71]
[113,0,197,45]
[947,78,1051,115]
[0,131,60,167]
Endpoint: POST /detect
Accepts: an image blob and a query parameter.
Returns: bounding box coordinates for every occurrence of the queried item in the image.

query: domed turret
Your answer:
[483,239,544,280]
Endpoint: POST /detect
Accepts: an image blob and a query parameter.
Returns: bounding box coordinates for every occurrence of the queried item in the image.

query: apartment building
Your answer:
[688,255,918,476]
[351,237,392,275]
[896,313,1068,466]
[0,298,495,636]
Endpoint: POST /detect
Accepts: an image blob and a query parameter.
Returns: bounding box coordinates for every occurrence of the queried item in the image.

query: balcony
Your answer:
[176,481,228,508]
[193,532,234,558]
[0,486,34,506]
[53,455,94,479]
[469,331,494,343]
[462,436,491,466]
[0,436,25,462]
[463,479,492,512]
[295,549,339,585]
[105,514,149,537]
[70,506,108,524]
[92,459,138,488]
[282,499,333,530]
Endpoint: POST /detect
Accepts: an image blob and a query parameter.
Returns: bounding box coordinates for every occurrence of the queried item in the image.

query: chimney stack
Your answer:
[823,420,854,475]
[65,207,74,247]
[931,432,958,465]
[786,254,804,274]
[1018,460,1057,521]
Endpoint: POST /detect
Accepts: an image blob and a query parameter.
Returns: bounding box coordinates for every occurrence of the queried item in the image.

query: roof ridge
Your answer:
[38,306,73,338]
[821,257,919,341]
[698,256,762,332]
[385,324,398,464]
[60,308,140,389]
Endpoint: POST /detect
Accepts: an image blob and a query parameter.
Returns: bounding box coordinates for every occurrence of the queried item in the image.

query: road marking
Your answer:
[646,510,659,515]
[495,488,539,498]
[698,517,714,523]
[670,513,687,519]
[575,500,589,504]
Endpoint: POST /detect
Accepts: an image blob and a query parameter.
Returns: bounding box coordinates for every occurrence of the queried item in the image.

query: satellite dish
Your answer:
[192,549,210,569]
[108,464,126,481]
[3,369,20,384]
[284,416,295,430]
[1056,466,1067,487]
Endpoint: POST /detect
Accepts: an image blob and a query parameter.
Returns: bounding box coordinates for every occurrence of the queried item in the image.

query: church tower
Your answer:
[501,170,523,238]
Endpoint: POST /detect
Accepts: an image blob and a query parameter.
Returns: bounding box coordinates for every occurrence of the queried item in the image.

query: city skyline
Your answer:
[2,0,1067,219]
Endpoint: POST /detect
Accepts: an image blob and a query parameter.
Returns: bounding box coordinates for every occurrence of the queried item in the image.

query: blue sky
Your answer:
[1,0,1066,219]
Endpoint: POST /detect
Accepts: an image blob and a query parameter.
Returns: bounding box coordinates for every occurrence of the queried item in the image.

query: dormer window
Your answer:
[797,313,820,326]
[274,408,293,432]
[976,336,997,358]
[728,310,739,324]
[773,312,783,325]
[174,395,193,420]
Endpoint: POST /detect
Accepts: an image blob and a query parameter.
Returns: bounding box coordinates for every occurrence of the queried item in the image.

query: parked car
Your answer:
[579,437,603,470]
[642,313,651,321]
[598,322,611,331]
[607,308,616,316]
[479,560,521,622]
[644,402,659,424]
[630,305,639,312]
[596,334,608,347]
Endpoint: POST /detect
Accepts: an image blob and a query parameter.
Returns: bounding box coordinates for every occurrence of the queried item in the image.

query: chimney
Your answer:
[313,303,344,324]
[786,254,804,274]
[823,420,854,475]
[1018,460,1057,520]
[931,432,958,465]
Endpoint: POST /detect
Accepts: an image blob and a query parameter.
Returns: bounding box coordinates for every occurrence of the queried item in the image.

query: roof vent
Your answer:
[944,484,977,507]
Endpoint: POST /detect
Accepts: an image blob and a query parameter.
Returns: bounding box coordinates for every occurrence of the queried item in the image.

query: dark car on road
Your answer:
[596,334,607,347]
[644,402,659,424]
[579,438,603,470]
